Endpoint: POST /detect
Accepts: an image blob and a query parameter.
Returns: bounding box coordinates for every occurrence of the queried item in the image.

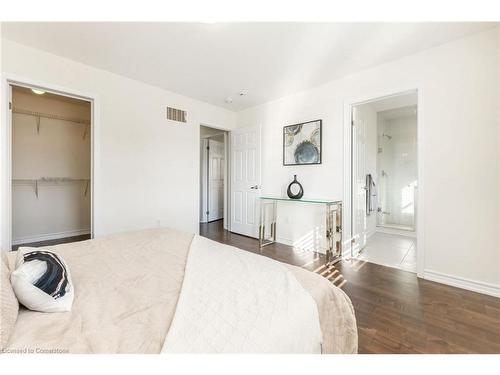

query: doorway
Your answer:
[350,90,418,273]
[7,83,93,250]
[200,125,228,227]
[228,125,261,238]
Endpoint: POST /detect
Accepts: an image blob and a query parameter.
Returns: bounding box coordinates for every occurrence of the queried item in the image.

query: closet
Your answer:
[11,86,91,250]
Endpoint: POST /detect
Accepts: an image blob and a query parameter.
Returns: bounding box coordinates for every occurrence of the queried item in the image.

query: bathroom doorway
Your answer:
[351,90,418,272]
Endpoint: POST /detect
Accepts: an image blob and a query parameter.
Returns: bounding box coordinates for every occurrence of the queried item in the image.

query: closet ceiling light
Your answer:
[31,89,46,95]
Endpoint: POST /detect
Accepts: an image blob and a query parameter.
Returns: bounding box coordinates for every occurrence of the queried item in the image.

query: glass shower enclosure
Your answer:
[376,107,417,232]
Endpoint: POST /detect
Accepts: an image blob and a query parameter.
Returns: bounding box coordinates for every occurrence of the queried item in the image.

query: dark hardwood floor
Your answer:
[11,234,91,251]
[200,220,500,354]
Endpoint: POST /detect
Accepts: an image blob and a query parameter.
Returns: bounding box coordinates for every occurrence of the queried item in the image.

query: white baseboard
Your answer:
[341,240,353,259]
[424,269,500,298]
[275,236,294,246]
[12,229,91,246]
[275,236,327,254]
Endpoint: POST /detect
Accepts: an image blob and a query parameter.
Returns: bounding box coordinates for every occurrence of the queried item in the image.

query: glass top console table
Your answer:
[259,197,343,265]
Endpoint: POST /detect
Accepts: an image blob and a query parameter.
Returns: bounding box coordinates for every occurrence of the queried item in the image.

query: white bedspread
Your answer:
[161,235,323,353]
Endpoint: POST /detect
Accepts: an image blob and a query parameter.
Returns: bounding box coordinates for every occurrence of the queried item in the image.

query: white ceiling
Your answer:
[2,22,496,111]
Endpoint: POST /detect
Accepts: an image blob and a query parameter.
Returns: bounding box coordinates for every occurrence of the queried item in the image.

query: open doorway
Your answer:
[9,84,92,250]
[200,125,228,228]
[351,90,418,272]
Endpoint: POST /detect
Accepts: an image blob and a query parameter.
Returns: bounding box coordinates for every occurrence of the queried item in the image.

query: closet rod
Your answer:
[12,178,90,183]
[12,178,90,199]
[12,107,90,125]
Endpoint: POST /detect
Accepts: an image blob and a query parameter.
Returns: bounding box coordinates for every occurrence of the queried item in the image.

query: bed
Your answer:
[1,228,357,354]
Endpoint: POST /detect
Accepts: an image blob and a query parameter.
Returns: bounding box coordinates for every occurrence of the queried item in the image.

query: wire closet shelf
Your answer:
[12,178,90,199]
[12,107,90,140]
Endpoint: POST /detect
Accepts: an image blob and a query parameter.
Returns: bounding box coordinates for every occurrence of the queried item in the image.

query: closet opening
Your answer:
[9,84,92,250]
[199,125,229,230]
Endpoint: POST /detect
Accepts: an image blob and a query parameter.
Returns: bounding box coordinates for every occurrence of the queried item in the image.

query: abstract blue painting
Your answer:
[283,120,322,165]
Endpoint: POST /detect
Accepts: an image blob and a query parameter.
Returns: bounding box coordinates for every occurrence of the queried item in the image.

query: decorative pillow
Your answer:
[10,248,74,313]
[1,251,19,348]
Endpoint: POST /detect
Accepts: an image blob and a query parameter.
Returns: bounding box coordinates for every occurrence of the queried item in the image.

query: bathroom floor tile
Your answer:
[358,232,417,272]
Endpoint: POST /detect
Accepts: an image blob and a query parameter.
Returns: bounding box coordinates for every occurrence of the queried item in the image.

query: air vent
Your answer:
[167,106,187,123]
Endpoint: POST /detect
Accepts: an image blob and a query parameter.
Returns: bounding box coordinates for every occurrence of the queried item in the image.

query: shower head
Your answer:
[382,133,392,140]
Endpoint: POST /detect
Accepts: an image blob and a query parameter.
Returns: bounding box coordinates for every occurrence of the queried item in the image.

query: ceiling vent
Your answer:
[167,106,187,123]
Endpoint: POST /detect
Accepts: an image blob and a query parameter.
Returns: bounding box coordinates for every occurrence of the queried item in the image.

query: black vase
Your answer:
[287,175,304,199]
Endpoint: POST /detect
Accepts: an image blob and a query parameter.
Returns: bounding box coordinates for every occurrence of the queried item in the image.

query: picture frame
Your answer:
[283,119,322,166]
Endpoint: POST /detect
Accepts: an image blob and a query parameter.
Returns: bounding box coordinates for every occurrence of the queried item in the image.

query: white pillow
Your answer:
[10,248,74,313]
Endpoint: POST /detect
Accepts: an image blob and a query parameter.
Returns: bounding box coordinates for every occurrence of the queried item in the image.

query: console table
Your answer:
[258,197,343,265]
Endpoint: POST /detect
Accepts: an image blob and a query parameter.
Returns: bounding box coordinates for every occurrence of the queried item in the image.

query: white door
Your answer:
[230,125,261,238]
[208,139,224,222]
[352,106,368,256]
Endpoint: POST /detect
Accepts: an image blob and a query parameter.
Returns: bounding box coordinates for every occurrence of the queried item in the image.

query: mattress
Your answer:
[2,228,357,353]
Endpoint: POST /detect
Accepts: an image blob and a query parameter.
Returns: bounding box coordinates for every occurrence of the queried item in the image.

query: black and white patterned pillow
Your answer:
[10,248,74,312]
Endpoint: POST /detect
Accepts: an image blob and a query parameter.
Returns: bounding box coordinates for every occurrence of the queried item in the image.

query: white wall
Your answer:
[236,27,500,288]
[11,89,91,243]
[2,26,499,291]
[12,90,91,179]
[1,39,237,248]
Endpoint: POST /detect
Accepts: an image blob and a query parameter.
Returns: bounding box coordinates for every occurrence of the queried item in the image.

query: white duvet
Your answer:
[161,235,323,353]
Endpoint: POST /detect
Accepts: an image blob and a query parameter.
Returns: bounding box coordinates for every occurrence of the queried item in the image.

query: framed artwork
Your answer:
[283,119,322,166]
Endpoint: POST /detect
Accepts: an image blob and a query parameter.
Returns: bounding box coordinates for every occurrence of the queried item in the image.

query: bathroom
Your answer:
[353,91,418,272]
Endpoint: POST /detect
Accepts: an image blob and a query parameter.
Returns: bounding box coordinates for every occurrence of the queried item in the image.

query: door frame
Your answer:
[199,124,231,231]
[200,138,209,224]
[1,73,100,251]
[343,86,425,278]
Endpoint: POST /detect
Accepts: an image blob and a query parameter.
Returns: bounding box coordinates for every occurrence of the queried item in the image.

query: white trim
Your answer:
[342,101,352,260]
[415,87,425,278]
[275,236,294,247]
[341,239,354,260]
[199,138,209,224]
[1,82,12,251]
[12,229,91,246]
[343,85,425,278]
[276,236,328,255]
[424,270,500,298]
[223,131,229,231]
[1,73,100,250]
